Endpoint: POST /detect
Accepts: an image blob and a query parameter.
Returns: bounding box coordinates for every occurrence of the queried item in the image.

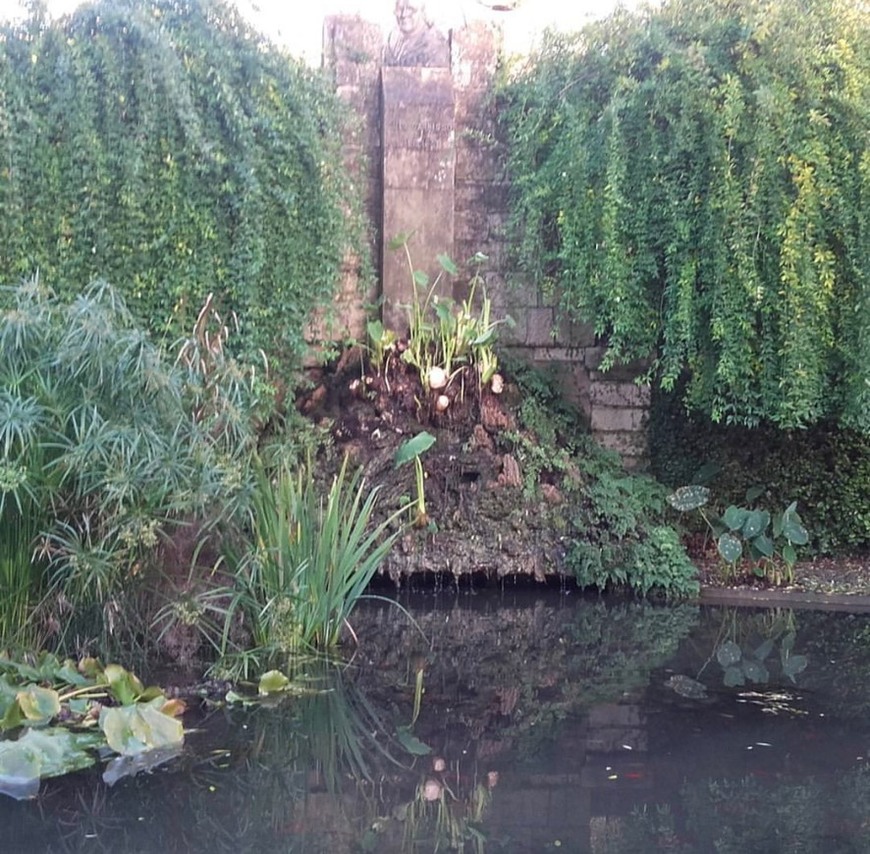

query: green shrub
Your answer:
[506,362,699,597]
[651,385,870,555]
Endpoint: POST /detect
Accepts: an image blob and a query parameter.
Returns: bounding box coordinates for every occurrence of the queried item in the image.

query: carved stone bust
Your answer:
[384,0,450,67]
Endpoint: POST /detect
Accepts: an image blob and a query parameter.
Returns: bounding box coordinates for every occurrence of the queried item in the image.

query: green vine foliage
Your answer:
[501,0,870,431]
[0,0,357,362]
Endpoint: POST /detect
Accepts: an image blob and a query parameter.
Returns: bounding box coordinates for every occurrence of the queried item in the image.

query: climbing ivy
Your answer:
[0,0,358,361]
[501,0,870,431]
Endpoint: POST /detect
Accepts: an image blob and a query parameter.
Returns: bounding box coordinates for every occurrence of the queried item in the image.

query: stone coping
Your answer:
[699,586,870,613]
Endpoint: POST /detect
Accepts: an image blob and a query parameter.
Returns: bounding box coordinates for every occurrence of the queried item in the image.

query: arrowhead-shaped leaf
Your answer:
[717,532,743,563]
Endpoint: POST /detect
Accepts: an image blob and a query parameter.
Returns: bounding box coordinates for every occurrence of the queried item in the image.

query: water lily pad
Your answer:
[258,670,290,696]
[101,664,144,706]
[100,702,184,756]
[17,686,61,726]
[0,728,100,800]
[102,745,182,786]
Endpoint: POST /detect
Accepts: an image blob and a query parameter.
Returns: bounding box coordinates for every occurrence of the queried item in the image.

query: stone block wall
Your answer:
[322,17,649,468]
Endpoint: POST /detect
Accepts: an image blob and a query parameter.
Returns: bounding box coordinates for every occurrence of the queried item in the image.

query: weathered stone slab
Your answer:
[381,66,455,333]
[591,406,647,433]
[590,382,651,408]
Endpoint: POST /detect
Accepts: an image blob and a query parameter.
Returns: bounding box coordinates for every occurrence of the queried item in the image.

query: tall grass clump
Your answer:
[223,457,402,659]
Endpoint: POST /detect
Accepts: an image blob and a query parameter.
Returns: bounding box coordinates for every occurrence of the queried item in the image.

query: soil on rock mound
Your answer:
[297,348,569,585]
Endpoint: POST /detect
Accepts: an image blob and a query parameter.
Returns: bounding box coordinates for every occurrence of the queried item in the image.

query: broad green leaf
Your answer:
[413,269,429,287]
[99,704,184,756]
[434,301,453,323]
[396,725,431,756]
[782,543,798,566]
[437,253,458,275]
[717,533,743,563]
[780,631,796,656]
[722,505,749,531]
[17,686,60,726]
[782,655,808,682]
[716,641,742,667]
[78,658,102,679]
[258,670,290,696]
[102,665,143,706]
[1,701,24,732]
[54,661,90,687]
[667,485,710,512]
[471,328,497,347]
[783,520,809,546]
[388,231,411,251]
[394,432,436,467]
[690,461,721,485]
[723,666,745,687]
[741,660,769,684]
[752,533,775,558]
[367,320,385,341]
[742,509,769,538]
[745,485,765,503]
[0,728,100,799]
[753,639,775,662]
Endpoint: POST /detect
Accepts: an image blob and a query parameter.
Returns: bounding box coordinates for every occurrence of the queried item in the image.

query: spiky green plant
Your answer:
[224,456,402,653]
[0,277,261,646]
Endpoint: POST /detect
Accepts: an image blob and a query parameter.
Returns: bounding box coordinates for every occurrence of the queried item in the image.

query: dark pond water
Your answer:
[3,592,870,853]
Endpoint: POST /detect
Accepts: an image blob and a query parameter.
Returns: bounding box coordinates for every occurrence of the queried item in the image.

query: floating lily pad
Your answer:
[17,686,61,727]
[102,745,182,786]
[0,728,101,800]
[100,701,184,757]
[258,670,290,696]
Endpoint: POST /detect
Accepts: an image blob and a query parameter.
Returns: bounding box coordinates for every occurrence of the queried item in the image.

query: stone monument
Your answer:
[381,0,454,333]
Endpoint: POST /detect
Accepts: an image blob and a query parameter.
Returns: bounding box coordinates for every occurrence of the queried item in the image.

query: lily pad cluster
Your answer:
[0,653,184,799]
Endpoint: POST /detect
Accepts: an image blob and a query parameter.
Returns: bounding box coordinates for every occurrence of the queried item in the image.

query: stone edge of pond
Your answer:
[699,586,870,613]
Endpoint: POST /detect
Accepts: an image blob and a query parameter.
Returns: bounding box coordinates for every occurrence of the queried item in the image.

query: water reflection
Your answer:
[2,595,869,853]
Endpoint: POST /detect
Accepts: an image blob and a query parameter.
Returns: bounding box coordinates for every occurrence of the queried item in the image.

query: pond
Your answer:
[3,592,870,853]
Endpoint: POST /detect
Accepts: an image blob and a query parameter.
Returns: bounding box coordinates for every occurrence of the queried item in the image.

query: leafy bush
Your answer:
[0,0,359,362]
[668,485,810,584]
[651,386,870,555]
[506,362,699,597]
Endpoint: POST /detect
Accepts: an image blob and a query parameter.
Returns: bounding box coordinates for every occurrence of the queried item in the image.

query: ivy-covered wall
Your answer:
[0,0,358,362]
[500,0,870,433]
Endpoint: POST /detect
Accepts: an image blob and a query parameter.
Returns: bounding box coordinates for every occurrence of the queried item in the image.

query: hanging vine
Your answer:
[500,0,870,431]
[0,0,358,362]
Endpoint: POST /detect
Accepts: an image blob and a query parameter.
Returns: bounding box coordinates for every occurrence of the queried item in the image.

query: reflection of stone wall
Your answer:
[322,18,649,467]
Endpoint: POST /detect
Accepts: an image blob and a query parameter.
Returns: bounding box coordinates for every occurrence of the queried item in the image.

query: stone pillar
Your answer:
[381,66,455,334]
[319,16,384,345]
